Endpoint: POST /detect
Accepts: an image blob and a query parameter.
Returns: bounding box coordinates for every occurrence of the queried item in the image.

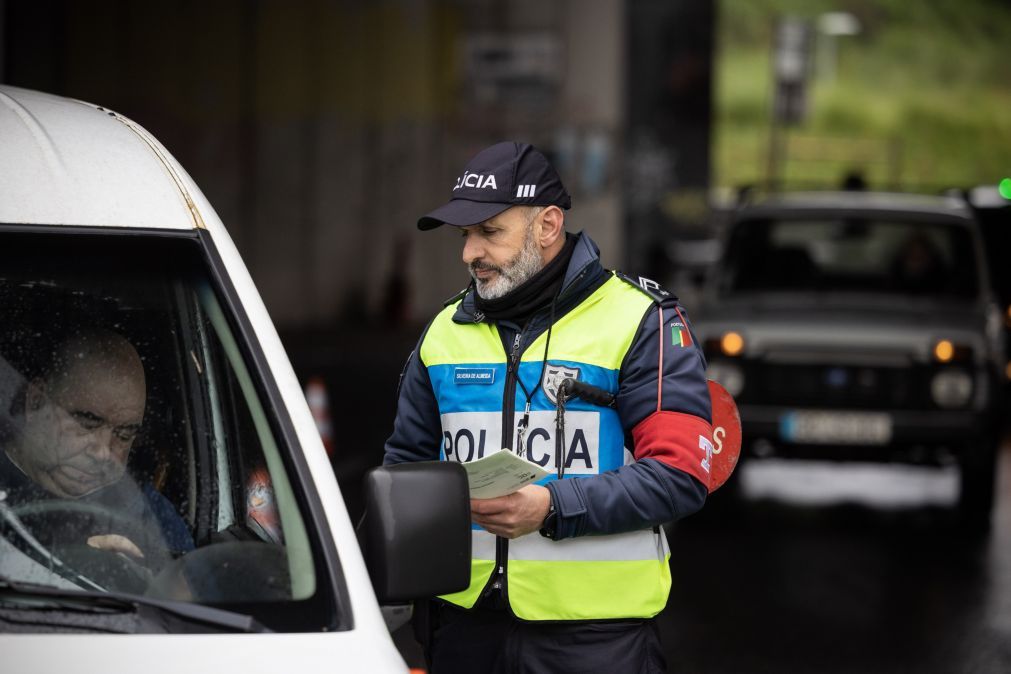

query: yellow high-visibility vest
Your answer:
[420,274,671,621]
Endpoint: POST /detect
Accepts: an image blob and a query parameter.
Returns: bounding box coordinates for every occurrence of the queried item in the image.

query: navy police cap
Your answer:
[417,141,571,230]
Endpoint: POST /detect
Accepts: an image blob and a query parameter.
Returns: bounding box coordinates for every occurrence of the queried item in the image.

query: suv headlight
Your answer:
[708,361,744,397]
[930,369,973,408]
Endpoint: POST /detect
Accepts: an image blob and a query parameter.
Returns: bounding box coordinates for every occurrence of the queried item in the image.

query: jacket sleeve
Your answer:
[545,299,711,539]
[383,329,444,465]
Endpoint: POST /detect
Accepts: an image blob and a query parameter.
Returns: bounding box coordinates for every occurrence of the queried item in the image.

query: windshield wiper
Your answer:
[0,500,107,591]
[0,577,270,633]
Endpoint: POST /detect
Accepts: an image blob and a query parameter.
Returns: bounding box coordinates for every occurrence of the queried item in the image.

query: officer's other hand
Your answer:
[470,485,551,539]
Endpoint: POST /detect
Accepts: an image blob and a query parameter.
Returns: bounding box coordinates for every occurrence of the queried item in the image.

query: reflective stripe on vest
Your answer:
[421,275,672,620]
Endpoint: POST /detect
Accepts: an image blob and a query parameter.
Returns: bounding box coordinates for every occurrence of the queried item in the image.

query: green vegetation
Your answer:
[714,0,1011,192]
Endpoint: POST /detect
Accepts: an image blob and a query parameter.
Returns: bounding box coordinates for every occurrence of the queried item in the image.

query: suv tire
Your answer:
[957,436,997,533]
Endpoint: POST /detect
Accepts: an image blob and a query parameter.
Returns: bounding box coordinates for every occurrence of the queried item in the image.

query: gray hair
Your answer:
[523,206,544,225]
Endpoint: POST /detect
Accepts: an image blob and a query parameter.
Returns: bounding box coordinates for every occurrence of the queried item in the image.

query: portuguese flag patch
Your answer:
[671,322,692,347]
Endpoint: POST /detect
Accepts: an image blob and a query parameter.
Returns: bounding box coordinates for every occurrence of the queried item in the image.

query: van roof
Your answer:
[0,85,206,230]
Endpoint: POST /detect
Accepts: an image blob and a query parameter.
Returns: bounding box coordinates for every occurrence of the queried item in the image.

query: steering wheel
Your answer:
[149,540,291,603]
[9,499,158,594]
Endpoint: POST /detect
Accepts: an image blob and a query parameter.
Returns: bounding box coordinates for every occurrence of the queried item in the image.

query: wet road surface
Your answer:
[660,437,1011,673]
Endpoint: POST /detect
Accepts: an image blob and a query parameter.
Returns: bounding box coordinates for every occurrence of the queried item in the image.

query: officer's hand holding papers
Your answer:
[462,448,550,499]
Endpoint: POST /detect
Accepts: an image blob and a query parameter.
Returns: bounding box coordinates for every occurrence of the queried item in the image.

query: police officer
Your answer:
[384,142,713,673]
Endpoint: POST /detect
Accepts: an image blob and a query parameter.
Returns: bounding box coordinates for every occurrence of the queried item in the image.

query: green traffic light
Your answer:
[1000,178,1011,200]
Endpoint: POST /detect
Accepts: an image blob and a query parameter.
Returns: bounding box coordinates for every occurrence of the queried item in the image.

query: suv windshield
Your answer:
[0,230,335,632]
[719,217,979,298]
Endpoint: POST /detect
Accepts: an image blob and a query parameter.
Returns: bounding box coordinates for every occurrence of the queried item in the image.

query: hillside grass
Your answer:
[714,0,1011,192]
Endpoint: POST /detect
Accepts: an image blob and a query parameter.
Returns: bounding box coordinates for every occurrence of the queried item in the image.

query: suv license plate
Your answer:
[780,411,893,445]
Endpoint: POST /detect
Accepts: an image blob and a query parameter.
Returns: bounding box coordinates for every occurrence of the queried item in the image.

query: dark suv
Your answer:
[695,191,1005,528]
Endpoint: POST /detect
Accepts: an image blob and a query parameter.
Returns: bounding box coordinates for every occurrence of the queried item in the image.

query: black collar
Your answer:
[473,234,577,323]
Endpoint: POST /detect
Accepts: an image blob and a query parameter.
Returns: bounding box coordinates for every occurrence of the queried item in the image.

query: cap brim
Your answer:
[417,199,512,230]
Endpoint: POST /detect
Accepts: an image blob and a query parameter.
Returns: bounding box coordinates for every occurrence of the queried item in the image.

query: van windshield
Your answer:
[0,230,337,632]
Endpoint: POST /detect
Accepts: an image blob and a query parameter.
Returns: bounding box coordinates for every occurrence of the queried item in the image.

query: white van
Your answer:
[0,85,469,672]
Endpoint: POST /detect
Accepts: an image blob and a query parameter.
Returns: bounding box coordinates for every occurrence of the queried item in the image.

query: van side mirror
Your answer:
[360,461,471,604]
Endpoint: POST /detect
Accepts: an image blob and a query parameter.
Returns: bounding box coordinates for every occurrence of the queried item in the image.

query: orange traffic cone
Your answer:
[305,375,335,457]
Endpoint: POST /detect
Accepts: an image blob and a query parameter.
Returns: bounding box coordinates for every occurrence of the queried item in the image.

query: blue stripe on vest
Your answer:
[429,360,626,477]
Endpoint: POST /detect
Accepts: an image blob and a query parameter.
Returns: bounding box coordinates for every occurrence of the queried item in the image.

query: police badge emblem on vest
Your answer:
[542,364,581,405]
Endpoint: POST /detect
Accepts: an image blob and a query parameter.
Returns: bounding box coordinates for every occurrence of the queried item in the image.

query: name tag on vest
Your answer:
[454,367,496,385]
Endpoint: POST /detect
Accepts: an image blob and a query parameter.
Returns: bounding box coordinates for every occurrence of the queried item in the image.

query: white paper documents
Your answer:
[462,448,551,499]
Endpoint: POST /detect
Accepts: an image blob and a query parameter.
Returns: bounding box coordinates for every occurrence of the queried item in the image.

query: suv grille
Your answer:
[740,361,933,409]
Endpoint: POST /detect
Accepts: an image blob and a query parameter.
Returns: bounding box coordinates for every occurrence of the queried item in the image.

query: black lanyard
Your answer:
[513,293,558,457]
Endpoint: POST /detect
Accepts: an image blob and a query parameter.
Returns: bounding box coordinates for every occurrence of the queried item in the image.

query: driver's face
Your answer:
[21,356,146,498]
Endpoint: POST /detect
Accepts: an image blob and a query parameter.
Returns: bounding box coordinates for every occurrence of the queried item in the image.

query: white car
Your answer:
[0,85,469,672]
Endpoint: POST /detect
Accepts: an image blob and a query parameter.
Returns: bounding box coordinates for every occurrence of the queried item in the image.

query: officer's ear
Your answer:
[537,206,565,250]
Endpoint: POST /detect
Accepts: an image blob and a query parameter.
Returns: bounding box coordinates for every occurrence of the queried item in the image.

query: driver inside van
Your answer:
[0,328,193,564]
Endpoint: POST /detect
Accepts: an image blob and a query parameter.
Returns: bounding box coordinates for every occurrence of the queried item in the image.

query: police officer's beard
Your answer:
[470,225,543,300]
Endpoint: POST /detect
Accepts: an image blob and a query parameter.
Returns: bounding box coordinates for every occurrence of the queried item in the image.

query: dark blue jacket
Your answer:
[384,231,710,540]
